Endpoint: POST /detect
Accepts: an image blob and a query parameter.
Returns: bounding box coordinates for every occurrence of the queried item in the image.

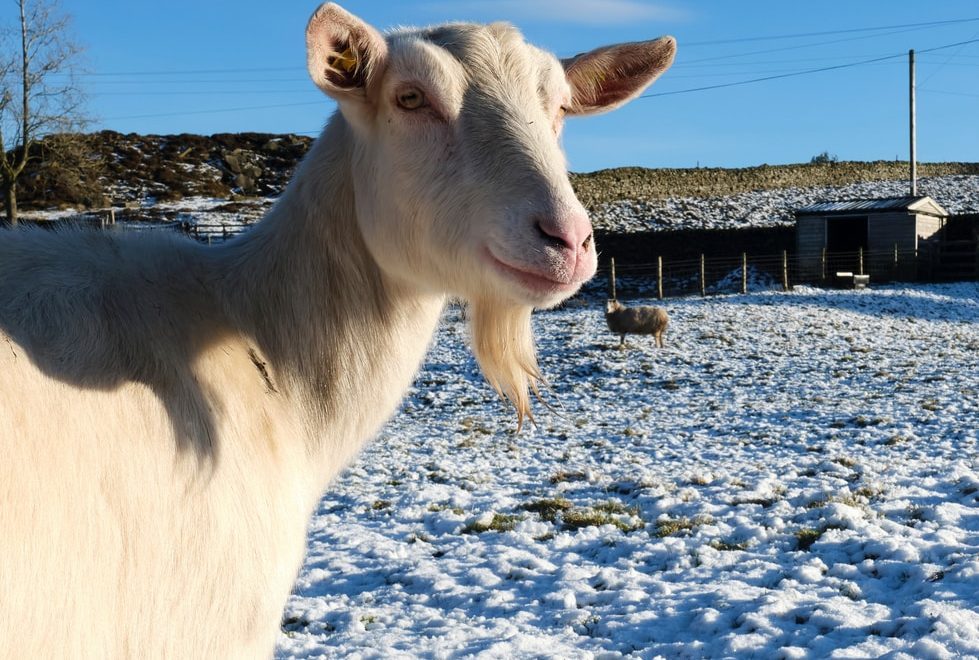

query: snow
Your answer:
[276,282,979,658]
[592,175,979,233]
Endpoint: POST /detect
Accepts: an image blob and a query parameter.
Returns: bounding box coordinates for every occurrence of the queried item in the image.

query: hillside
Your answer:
[571,160,979,209]
[19,130,979,213]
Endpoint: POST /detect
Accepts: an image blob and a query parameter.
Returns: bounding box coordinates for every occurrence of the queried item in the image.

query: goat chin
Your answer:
[468,298,541,429]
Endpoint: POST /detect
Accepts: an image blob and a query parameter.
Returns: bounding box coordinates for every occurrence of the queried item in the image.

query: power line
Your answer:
[103,101,326,121]
[92,90,315,97]
[920,88,979,98]
[681,16,979,47]
[91,33,979,123]
[642,37,979,99]
[677,25,925,66]
[58,17,979,80]
[77,66,296,77]
[921,30,979,85]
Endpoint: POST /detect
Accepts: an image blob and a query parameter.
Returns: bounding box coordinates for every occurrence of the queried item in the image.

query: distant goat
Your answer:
[0,4,675,658]
[606,299,669,347]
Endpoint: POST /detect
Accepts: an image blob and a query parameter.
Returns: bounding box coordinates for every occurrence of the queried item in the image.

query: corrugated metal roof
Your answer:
[795,196,927,214]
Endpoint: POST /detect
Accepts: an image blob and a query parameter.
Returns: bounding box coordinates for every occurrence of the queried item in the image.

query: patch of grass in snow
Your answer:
[459,416,493,435]
[850,484,884,501]
[520,497,573,522]
[550,470,590,484]
[371,499,392,511]
[850,415,888,428]
[654,516,710,538]
[698,331,734,346]
[428,503,464,515]
[907,505,926,520]
[281,615,335,637]
[281,616,307,634]
[795,528,823,551]
[805,497,830,509]
[561,504,643,533]
[732,495,779,508]
[462,513,523,534]
[708,539,750,552]
[593,500,638,515]
[795,524,847,551]
[688,473,713,486]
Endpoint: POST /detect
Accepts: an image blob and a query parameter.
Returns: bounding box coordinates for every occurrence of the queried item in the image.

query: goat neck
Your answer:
[216,117,445,484]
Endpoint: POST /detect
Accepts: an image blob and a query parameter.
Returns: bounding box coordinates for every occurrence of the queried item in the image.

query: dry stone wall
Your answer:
[570,161,979,210]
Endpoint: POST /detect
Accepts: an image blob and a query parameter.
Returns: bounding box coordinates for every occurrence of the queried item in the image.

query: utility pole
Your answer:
[909,49,917,196]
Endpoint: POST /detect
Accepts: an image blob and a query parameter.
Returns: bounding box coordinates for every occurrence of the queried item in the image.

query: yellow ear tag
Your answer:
[331,47,358,73]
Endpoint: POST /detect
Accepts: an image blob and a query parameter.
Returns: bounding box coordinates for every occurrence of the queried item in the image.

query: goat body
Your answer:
[0,4,675,657]
[605,299,669,347]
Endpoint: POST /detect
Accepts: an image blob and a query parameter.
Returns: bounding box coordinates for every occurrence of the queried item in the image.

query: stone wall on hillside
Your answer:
[571,161,979,210]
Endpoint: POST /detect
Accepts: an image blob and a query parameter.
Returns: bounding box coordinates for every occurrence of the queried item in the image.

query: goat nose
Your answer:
[535,219,574,251]
[535,214,594,253]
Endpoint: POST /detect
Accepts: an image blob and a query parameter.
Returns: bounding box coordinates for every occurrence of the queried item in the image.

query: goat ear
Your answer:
[562,36,676,116]
[306,3,387,101]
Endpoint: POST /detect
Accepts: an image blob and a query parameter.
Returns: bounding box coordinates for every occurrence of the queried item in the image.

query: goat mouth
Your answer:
[484,248,581,297]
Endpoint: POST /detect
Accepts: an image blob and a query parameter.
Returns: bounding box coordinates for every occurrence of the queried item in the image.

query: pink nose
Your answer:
[534,214,594,253]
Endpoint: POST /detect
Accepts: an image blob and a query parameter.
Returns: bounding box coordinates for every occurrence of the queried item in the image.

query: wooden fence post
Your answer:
[821,247,827,282]
[657,256,663,300]
[741,252,748,294]
[858,247,864,276]
[609,257,617,300]
[699,254,706,297]
[782,250,789,291]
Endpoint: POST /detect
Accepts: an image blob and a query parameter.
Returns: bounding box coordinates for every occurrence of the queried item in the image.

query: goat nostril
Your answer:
[535,220,572,250]
[582,233,593,250]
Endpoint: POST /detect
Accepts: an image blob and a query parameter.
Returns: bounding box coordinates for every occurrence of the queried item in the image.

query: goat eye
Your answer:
[396,88,426,110]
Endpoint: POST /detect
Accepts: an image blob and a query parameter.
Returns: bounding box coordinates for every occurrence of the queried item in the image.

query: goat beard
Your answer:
[467,298,541,430]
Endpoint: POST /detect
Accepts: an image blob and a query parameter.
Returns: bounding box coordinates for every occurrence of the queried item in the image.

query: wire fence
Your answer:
[23,210,979,297]
[603,243,979,299]
[25,208,256,244]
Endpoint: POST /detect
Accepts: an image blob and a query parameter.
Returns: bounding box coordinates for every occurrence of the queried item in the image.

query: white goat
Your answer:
[0,4,675,657]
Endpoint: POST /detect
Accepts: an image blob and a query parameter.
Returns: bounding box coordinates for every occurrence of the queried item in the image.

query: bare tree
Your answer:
[0,0,87,225]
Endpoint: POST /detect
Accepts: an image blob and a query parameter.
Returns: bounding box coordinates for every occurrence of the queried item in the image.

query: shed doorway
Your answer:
[826,215,868,274]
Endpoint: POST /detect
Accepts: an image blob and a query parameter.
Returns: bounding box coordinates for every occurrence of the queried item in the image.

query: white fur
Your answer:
[0,4,674,657]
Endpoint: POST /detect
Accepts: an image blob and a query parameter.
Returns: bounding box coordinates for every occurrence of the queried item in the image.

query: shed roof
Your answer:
[795,195,948,218]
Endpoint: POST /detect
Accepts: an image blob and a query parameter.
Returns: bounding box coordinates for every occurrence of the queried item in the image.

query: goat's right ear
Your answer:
[306,3,387,102]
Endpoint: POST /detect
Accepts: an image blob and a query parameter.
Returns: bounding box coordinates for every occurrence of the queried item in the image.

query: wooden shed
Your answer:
[795,196,948,281]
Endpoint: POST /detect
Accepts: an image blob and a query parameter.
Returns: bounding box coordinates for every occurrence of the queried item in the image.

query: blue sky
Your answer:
[52,1,979,171]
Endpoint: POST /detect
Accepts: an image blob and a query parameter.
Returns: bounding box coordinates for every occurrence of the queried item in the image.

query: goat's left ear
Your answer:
[306,3,387,102]
[562,36,676,116]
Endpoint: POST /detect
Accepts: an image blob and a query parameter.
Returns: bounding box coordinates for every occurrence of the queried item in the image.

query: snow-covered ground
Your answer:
[592,175,979,233]
[276,282,979,658]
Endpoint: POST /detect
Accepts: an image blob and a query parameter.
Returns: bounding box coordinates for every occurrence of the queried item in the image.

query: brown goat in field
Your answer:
[605,299,669,347]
